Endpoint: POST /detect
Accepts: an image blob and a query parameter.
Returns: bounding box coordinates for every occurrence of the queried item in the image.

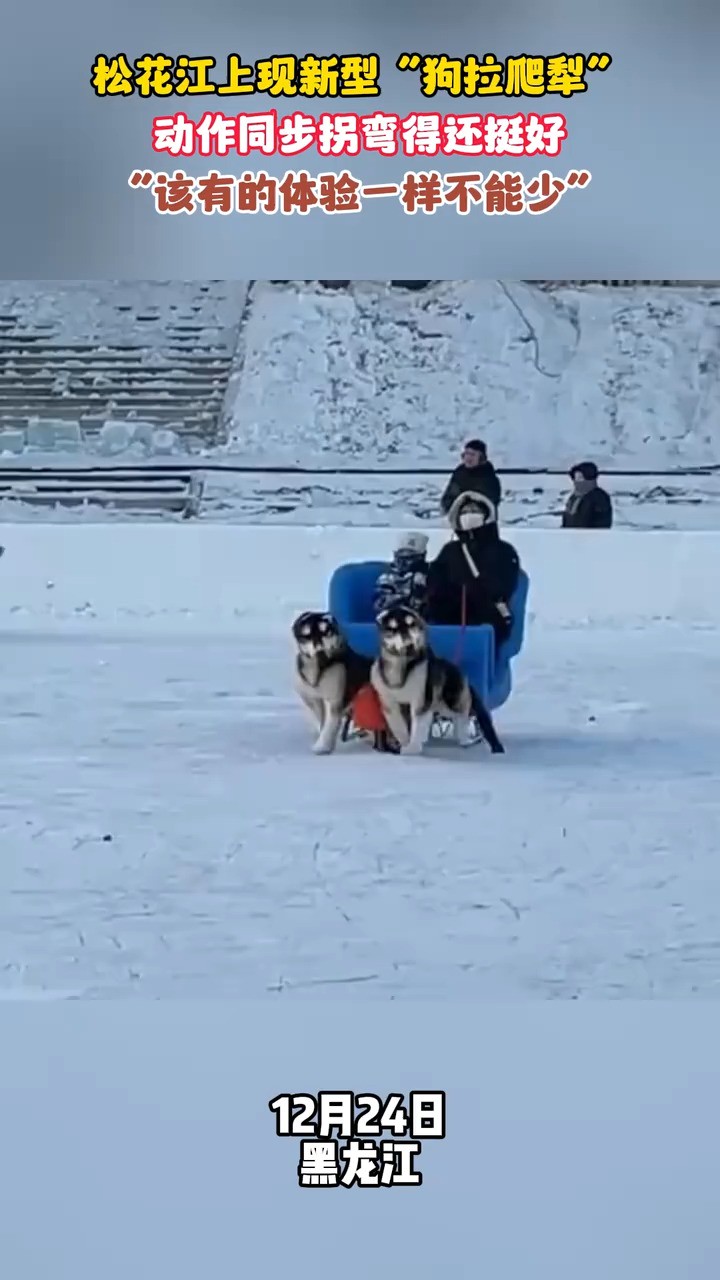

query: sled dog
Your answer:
[292,611,372,755]
[371,605,505,756]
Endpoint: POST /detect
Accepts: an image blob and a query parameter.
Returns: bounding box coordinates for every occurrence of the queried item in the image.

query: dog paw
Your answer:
[312,740,333,755]
[402,743,425,756]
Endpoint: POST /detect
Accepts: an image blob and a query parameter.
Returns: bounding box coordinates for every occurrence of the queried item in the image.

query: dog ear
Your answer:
[293,610,318,636]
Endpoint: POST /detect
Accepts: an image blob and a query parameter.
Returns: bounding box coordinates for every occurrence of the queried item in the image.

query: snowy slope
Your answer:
[0,280,249,455]
[2,279,719,474]
[2,280,720,528]
[0,280,249,348]
[228,281,720,469]
[1,523,719,1000]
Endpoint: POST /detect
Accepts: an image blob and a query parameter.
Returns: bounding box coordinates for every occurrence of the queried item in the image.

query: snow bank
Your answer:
[1,524,718,635]
[228,281,720,469]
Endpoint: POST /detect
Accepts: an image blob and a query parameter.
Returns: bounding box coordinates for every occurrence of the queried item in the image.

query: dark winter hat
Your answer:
[570,460,599,481]
[464,439,486,454]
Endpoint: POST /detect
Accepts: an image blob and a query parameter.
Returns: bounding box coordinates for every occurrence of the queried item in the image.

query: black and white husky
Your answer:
[371,605,505,756]
[292,610,371,755]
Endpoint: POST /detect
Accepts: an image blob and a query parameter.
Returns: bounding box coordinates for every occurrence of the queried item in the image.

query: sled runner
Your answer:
[329,558,529,746]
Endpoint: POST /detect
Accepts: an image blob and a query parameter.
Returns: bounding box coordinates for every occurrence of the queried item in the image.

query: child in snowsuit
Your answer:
[358,531,429,752]
[373,531,429,619]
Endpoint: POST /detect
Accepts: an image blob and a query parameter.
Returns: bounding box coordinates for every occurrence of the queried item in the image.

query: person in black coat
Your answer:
[427,491,521,644]
[562,462,613,529]
[440,440,502,515]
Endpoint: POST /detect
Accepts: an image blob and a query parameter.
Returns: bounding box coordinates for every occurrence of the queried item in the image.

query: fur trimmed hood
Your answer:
[445,490,498,534]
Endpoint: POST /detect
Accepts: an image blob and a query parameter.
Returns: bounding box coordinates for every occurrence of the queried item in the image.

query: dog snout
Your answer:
[383,631,409,653]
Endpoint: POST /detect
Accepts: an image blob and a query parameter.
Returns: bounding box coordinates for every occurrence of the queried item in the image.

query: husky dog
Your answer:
[292,610,372,755]
[371,605,505,756]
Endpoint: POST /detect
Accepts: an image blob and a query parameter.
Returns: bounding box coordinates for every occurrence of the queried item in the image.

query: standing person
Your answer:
[440,440,502,516]
[562,462,613,529]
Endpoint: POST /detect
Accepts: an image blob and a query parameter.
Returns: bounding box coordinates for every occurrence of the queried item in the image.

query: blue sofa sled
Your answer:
[328,560,529,712]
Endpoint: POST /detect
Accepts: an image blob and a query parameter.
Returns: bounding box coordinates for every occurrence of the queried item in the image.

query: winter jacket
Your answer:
[373,549,429,618]
[561,486,613,529]
[440,462,502,515]
[427,523,520,636]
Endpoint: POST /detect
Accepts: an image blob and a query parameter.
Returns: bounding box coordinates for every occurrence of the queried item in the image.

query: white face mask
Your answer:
[459,511,487,532]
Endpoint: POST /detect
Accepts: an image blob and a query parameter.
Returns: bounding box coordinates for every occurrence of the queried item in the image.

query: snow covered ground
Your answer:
[2,524,719,1000]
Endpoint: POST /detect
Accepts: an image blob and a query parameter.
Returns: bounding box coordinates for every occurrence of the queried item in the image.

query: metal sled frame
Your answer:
[341,710,483,748]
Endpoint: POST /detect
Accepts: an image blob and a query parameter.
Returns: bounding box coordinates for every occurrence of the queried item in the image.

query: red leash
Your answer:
[454,585,467,665]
